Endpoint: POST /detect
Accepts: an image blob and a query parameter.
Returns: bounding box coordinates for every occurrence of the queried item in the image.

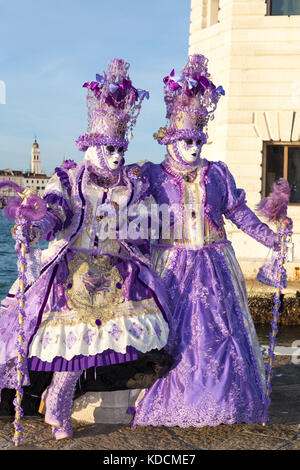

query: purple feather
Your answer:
[0,179,47,222]
[2,196,23,221]
[0,180,23,221]
[17,194,47,221]
[0,180,23,193]
[256,178,290,223]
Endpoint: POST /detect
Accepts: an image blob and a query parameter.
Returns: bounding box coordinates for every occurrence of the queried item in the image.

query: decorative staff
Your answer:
[0,181,46,446]
[255,178,293,425]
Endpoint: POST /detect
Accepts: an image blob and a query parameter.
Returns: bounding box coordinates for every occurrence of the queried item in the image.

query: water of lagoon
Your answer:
[0,213,48,300]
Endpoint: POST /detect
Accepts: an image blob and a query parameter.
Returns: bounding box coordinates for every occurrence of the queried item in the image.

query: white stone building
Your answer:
[0,139,50,200]
[189,0,300,281]
[0,169,24,198]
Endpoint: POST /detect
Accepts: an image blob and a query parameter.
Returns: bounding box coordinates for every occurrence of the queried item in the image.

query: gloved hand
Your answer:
[282,216,293,229]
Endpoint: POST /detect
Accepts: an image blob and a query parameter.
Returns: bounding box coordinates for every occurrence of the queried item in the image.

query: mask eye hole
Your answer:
[106,145,115,153]
[184,139,193,145]
[118,147,124,153]
[196,140,202,146]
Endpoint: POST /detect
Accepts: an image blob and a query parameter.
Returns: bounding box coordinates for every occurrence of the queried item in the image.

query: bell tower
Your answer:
[31,138,40,174]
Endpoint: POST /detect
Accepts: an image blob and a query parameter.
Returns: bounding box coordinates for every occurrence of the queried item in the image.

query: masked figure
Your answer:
[132,54,281,428]
[0,59,171,439]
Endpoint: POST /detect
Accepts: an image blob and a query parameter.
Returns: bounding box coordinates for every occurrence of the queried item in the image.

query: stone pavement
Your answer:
[0,356,300,452]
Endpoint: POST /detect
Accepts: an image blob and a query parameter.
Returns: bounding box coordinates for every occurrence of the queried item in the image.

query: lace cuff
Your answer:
[226,203,278,249]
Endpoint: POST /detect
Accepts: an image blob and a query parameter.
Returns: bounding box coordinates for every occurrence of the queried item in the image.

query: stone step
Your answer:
[72,389,142,424]
[261,344,300,357]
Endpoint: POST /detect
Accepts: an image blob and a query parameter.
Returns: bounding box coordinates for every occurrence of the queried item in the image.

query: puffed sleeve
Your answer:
[33,167,74,241]
[218,162,279,250]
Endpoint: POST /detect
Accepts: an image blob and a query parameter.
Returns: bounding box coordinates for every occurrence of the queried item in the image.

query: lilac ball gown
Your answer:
[132,159,278,427]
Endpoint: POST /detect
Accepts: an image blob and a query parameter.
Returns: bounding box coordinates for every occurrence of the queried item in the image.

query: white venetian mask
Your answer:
[101,144,125,171]
[176,138,204,164]
[84,145,125,172]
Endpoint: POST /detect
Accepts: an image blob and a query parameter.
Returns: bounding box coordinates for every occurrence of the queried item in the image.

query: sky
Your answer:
[0,0,191,175]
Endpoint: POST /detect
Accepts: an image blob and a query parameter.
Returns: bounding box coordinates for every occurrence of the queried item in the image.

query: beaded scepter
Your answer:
[255,178,293,425]
[0,182,46,445]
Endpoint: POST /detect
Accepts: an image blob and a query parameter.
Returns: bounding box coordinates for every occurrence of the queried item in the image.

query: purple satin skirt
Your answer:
[132,244,268,428]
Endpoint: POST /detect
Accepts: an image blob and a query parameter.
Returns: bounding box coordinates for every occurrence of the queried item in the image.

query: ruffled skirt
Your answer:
[26,248,169,371]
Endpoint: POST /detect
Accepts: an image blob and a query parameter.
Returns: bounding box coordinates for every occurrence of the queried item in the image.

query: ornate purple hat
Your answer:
[154,54,225,145]
[76,58,149,152]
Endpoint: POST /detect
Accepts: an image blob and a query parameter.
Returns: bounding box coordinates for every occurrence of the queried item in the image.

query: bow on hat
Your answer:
[163,69,225,97]
[163,69,198,91]
[83,74,149,101]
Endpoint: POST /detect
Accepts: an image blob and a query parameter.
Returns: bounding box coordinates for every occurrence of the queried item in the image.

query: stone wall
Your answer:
[189,0,300,280]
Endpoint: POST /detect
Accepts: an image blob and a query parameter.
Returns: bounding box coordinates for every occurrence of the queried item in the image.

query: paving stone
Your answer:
[156,423,247,450]
[215,432,290,450]
[242,423,299,441]
[277,440,300,450]
[1,356,300,450]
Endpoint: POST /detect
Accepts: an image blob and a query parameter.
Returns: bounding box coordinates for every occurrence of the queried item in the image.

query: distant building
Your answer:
[0,139,51,199]
[189,0,300,280]
[22,171,49,193]
[31,138,41,174]
[0,169,24,198]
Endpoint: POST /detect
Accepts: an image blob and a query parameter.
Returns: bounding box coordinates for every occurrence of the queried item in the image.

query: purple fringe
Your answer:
[27,345,141,371]
[54,167,72,196]
[76,133,128,152]
[156,128,206,145]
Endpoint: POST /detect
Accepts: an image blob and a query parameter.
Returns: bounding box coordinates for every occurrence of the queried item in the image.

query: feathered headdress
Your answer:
[154,54,225,145]
[76,58,149,152]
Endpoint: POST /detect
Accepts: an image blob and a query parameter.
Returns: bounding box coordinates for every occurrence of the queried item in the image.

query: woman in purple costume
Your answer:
[132,54,280,428]
[0,59,170,439]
